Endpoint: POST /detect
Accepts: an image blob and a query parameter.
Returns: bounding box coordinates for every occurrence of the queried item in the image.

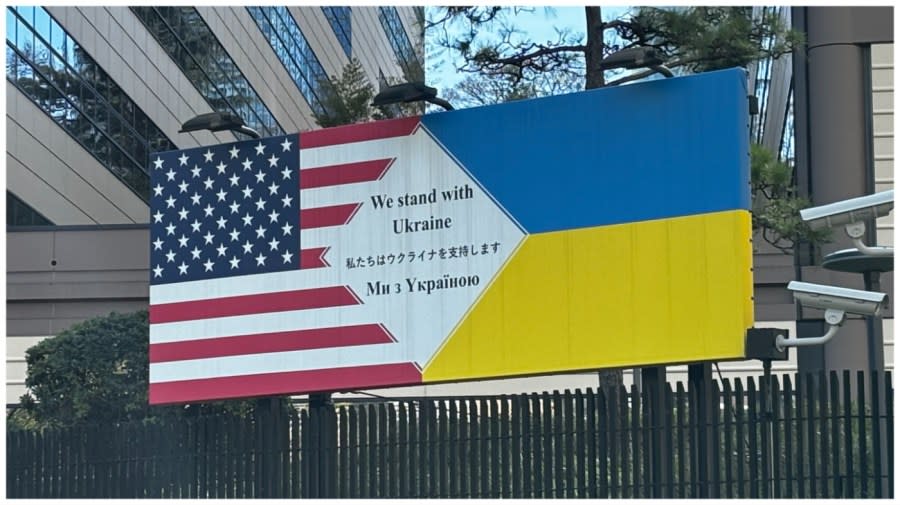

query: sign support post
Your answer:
[308,393,336,497]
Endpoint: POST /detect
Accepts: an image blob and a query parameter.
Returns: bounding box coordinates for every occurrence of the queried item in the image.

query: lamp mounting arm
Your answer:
[235,125,261,139]
[649,64,674,78]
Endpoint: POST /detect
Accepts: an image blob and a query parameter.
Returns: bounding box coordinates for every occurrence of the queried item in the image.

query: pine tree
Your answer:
[311,58,423,128]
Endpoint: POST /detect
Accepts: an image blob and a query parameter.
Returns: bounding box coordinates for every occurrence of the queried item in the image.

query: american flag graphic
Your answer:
[149,135,300,284]
[148,122,425,405]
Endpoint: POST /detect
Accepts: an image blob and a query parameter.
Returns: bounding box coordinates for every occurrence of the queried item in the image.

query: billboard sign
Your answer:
[149,68,753,404]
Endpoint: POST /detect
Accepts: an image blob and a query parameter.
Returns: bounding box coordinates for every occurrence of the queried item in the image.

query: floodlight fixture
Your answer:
[180,112,260,139]
[775,281,888,351]
[372,82,455,111]
[800,190,894,257]
[600,47,674,80]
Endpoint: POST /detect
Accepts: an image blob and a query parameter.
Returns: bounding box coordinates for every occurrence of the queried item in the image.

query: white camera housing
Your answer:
[800,190,893,230]
[776,281,889,351]
[787,281,886,316]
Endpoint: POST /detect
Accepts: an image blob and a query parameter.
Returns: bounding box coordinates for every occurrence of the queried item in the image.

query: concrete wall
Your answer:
[6,227,150,401]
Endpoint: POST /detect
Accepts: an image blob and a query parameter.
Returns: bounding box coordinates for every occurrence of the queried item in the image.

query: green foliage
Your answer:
[750,144,830,253]
[428,6,804,90]
[311,58,422,128]
[629,7,803,73]
[9,310,274,431]
[443,68,583,109]
[312,58,378,128]
[427,6,586,89]
[16,311,151,427]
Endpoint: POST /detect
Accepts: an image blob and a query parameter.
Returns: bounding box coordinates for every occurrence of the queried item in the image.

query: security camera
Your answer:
[776,281,888,351]
[787,281,886,316]
[800,190,893,230]
[799,190,893,257]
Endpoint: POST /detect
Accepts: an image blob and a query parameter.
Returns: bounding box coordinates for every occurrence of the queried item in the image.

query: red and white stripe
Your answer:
[300,158,395,190]
[148,275,419,403]
[150,323,396,363]
[150,363,421,404]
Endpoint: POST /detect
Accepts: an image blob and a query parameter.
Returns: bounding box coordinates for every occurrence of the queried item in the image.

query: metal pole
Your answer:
[642,366,669,497]
[309,393,336,498]
[863,271,885,373]
[762,359,775,498]
[864,272,888,497]
[253,397,281,498]
[688,363,713,498]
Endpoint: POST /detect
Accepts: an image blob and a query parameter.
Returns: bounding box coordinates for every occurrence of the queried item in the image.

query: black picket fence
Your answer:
[6,370,893,498]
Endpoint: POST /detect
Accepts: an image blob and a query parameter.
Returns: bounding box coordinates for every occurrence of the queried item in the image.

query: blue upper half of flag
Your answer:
[149,134,300,285]
[421,68,751,234]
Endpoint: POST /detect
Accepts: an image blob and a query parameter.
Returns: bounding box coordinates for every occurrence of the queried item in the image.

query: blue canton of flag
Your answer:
[149,134,300,285]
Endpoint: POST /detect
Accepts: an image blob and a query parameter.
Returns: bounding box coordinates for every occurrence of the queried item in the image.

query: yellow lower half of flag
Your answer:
[422,210,754,382]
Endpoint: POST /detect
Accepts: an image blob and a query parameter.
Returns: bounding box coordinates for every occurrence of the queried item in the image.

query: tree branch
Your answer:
[601,19,632,31]
[488,44,587,66]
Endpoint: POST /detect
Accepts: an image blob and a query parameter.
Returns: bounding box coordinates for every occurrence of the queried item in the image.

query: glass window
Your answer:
[49,18,64,55]
[33,70,49,108]
[74,118,96,153]
[6,9,16,43]
[107,113,123,145]
[33,7,49,39]
[7,6,176,202]
[46,84,63,120]
[15,6,33,26]
[96,134,115,168]
[16,17,33,59]
[14,53,32,85]
[31,33,49,69]
[131,6,282,138]
[120,99,133,126]
[133,139,147,167]
[49,50,63,74]
[6,45,16,77]
[246,6,333,118]
[378,7,423,81]
[107,142,126,177]
[7,191,54,227]
[64,33,75,64]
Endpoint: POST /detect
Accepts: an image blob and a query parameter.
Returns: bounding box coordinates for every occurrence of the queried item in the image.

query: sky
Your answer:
[425,6,630,95]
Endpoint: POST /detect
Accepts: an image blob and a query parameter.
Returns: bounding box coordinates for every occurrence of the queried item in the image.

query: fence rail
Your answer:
[7,370,893,498]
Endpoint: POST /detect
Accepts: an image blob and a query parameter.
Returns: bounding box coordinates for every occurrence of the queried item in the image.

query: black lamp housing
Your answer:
[179,112,260,139]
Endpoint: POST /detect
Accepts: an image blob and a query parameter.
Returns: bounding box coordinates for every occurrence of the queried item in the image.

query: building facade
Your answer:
[6,5,424,401]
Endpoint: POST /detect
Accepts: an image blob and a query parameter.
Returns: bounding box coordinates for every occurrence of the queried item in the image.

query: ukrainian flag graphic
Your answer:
[418,68,754,381]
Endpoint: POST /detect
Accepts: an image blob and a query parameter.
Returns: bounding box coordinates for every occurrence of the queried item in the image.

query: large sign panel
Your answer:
[148,68,753,404]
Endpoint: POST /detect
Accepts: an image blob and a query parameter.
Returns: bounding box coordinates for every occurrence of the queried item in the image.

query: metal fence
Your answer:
[6,370,893,498]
